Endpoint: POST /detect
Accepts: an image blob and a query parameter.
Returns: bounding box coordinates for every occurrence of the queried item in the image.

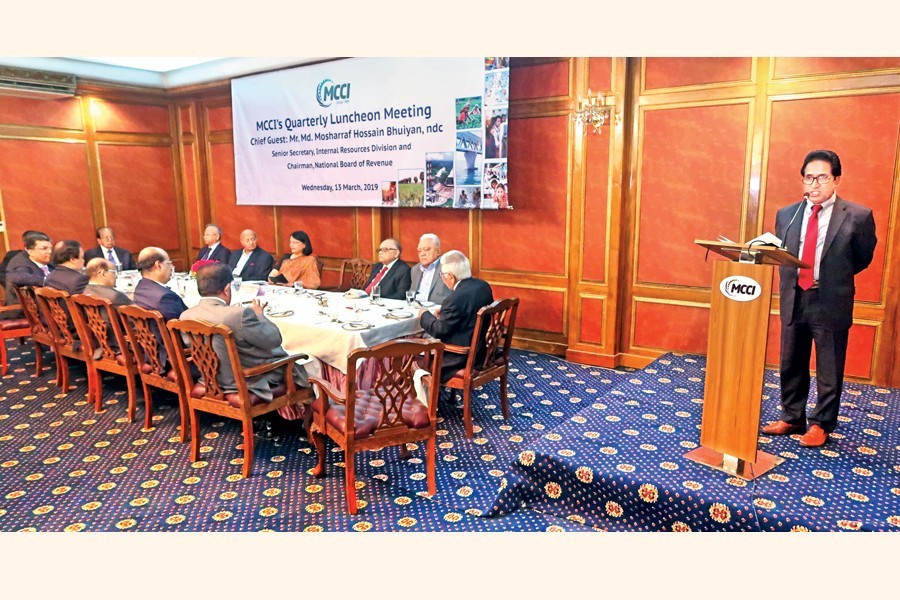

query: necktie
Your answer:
[41,264,50,278]
[798,204,823,290]
[107,249,115,262]
[365,266,387,294]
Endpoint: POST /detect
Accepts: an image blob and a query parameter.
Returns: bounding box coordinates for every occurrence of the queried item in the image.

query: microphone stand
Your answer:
[779,193,809,252]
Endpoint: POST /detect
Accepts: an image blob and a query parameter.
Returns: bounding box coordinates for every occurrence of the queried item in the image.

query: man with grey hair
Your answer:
[84,258,132,308]
[133,246,187,322]
[418,250,493,382]
[197,224,232,263]
[409,233,452,304]
[364,237,411,300]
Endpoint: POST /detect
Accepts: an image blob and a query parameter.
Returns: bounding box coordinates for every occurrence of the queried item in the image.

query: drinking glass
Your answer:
[232,276,242,298]
[372,285,381,304]
[405,290,415,305]
[293,280,304,294]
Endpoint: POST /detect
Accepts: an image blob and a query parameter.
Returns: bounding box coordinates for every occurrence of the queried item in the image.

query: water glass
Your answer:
[293,280,304,294]
[372,285,381,303]
[405,290,415,305]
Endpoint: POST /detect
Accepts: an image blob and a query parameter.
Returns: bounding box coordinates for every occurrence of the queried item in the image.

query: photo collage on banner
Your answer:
[480,57,510,209]
[232,57,510,210]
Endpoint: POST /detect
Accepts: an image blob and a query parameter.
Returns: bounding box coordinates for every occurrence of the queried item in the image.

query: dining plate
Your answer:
[384,310,414,319]
[419,301,435,308]
[265,309,294,318]
[341,321,372,331]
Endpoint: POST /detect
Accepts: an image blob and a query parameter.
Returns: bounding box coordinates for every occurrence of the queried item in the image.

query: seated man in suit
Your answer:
[409,233,452,305]
[45,240,88,295]
[4,231,54,319]
[197,223,232,263]
[364,238,411,300]
[84,258,132,308]
[0,229,41,289]
[418,250,493,383]
[84,227,136,271]
[133,247,187,322]
[180,262,309,403]
[83,257,133,355]
[228,229,274,281]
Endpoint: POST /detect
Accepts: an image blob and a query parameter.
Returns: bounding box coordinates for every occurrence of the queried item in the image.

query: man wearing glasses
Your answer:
[763,150,876,448]
[133,247,188,322]
[363,238,411,300]
[4,231,54,319]
[84,227,136,271]
[84,258,133,308]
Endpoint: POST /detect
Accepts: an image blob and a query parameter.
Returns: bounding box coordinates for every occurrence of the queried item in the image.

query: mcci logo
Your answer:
[719,276,761,302]
[316,78,351,107]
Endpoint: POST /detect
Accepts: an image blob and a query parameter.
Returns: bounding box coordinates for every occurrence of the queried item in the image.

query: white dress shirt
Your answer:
[233,251,252,276]
[415,261,438,302]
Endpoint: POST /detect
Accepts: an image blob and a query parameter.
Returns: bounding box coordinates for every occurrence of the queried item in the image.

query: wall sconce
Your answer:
[573,89,614,135]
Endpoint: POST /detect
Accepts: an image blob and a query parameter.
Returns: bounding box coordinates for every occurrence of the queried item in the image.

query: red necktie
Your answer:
[365,266,387,294]
[798,204,823,290]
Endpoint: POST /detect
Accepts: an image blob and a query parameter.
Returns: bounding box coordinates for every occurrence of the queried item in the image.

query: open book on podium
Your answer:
[688,238,807,480]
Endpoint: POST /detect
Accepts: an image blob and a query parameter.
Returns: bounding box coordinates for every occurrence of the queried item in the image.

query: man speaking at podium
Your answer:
[763,150,876,447]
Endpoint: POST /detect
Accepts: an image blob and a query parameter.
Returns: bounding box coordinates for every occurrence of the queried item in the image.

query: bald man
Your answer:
[227,229,274,281]
[132,247,187,322]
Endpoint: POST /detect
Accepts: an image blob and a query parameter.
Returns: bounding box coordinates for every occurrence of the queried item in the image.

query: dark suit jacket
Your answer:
[364,260,412,300]
[420,277,494,382]
[197,243,232,264]
[409,262,452,304]
[775,195,876,331]
[228,247,274,281]
[0,249,22,287]
[84,246,136,271]
[181,297,301,401]
[3,253,54,317]
[45,265,89,295]
[133,277,188,322]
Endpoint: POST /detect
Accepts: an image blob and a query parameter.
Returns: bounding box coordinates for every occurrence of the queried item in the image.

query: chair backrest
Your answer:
[118,304,175,377]
[69,294,131,366]
[166,318,252,414]
[467,298,519,373]
[344,339,444,435]
[14,286,51,339]
[339,258,373,291]
[33,287,78,348]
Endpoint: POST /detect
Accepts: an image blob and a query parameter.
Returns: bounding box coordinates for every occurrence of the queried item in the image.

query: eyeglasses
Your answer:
[802,174,833,185]
[377,247,398,253]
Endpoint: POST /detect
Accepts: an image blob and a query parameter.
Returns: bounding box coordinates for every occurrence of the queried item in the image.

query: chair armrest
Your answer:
[0,304,21,314]
[243,353,309,378]
[307,375,345,406]
[444,343,470,356]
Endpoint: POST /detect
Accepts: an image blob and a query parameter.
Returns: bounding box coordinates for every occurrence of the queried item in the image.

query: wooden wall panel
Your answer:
[207,106,233,132]
[510,60,569,100]
[92,100,170,134]
[491,284,565,335]
[182,143,201,249]
[0,96,83,129]
[397,209,470,260]
[588,58,612,93]
[633,301,709,354]
[579,296,605,344]
[637,103,750,287]
[482,115,569,275]
[208,142,276,251]
[357,209,374,260]
[645,58,753,90]
[180,106,194,135]
[762,93,900,303]
[582,125,610,282]
[98,144,179,250]
[279,206,354,258]
[0,138,94,244]
[773,58,900,79]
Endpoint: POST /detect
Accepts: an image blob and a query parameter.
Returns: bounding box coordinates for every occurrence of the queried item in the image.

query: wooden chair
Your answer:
[118,304,190,440]
[33,287,93,397]
[308,339,444,514]
[442,298,519,439]
[0,303,31,377]
[68,294,140,418]
[166,318,313,478]
[12,286,57,381]
[338,258,373,291]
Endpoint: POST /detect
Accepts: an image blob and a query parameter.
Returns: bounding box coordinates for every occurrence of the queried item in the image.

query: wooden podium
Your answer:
[685,240,808,480]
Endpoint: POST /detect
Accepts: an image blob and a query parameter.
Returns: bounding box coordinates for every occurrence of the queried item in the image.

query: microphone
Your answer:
[779,193,809,251]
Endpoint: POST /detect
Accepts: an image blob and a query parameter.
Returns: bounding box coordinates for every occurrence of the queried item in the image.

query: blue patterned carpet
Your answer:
[1,342,897,532]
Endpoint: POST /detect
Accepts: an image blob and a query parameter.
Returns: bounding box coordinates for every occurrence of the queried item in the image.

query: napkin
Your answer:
[344,288,368,299]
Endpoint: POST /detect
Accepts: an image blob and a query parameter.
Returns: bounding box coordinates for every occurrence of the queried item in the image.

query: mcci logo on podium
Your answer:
[719,276,762,302]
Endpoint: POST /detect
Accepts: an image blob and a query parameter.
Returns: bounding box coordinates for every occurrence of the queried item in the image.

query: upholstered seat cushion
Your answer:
[312,389,429,438]
[191,381,286,409]
[0,319,30,331]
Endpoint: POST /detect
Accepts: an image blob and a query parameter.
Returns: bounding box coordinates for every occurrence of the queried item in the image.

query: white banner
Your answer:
[232,57,511,209]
